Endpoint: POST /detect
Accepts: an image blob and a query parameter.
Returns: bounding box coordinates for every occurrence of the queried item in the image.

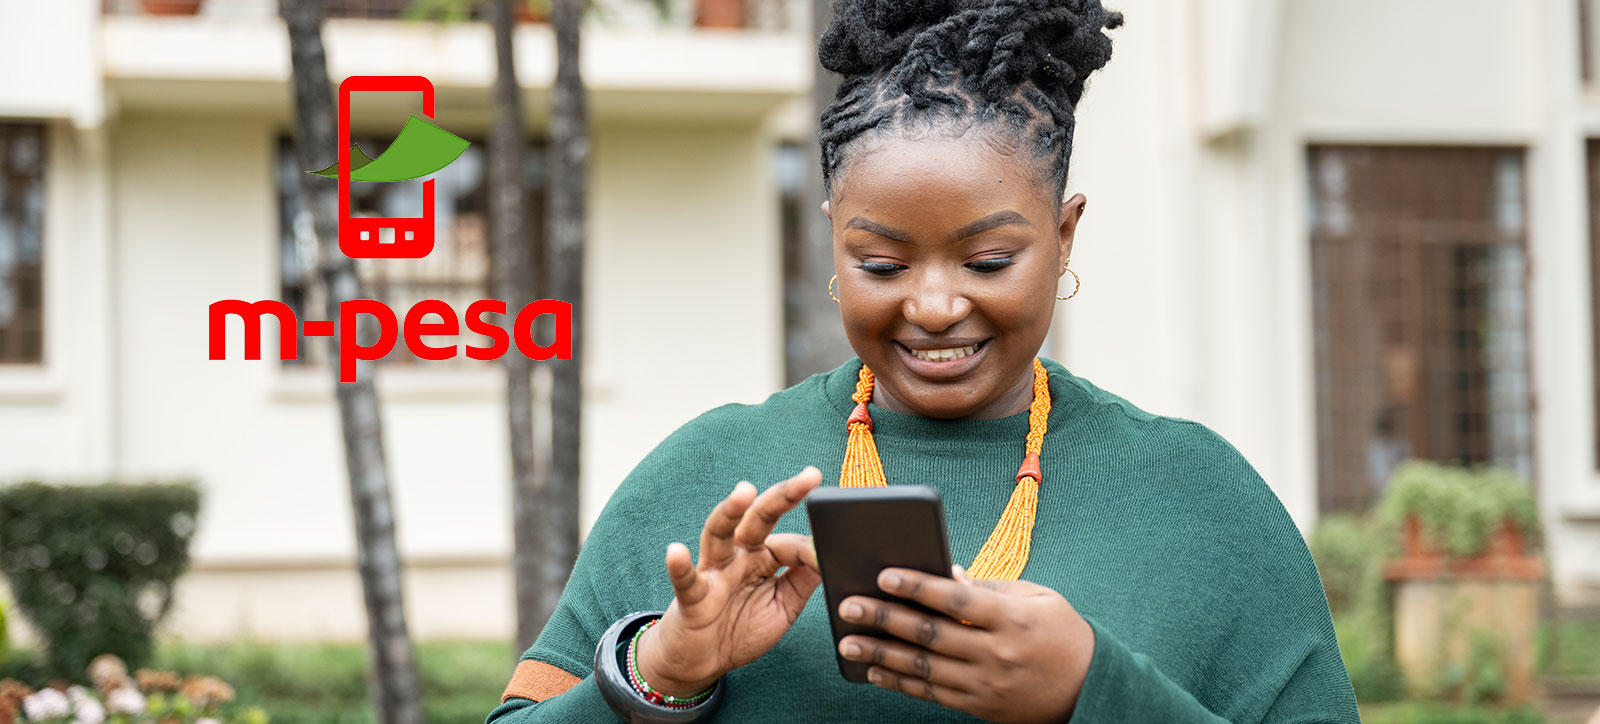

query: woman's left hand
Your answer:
[836,564,1095,724]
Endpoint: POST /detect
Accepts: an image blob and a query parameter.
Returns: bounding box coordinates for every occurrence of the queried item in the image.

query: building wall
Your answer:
[3,0,1598,647]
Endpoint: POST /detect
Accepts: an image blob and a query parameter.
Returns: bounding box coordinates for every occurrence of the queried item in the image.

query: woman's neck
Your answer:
[871,362,1036,420]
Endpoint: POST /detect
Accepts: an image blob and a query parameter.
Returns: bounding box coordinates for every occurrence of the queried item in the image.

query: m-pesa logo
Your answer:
[209,76,572,383]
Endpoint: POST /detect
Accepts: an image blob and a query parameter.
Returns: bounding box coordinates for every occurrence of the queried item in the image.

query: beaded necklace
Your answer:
[839,358,1051,581]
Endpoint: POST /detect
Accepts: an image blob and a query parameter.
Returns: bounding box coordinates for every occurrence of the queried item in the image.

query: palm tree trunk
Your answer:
[786,0,850,384]
[486,0,548,649]
[539,0,587,624]
[280,2,423,722]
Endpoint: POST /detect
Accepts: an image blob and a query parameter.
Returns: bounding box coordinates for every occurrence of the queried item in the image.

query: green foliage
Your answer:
[1376,461,1539,557]
[1538,614,1600,677]
[1308,513,1389,615]
[151,640,512,723]
[0,482,200,678]
[1335,611,1404,703]
[1360,702,1551,724]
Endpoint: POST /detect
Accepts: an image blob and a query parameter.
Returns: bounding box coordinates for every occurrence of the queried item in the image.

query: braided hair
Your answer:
[817,0,1122,207]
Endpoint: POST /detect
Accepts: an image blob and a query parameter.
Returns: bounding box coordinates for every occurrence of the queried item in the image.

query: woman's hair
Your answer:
[817,0,1122,203]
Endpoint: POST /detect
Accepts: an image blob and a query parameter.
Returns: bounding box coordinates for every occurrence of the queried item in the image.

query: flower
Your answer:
[69,696,105,724]
[179,677,234,708]
[20,689,69,721]
[86,655,129,694]
[104,687,146,715]
[135,669,182,693]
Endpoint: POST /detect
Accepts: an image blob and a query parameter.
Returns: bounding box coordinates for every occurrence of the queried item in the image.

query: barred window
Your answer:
[1308,146,1534,513]
[0,123,46,365]
[275,136,544,368]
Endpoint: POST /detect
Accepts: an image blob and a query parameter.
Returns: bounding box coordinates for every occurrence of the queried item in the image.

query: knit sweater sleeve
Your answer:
[486,407,736,724]
[1065,421,1360,724]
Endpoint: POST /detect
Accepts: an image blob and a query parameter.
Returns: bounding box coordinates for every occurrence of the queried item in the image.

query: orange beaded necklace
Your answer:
[839,357,1051,581]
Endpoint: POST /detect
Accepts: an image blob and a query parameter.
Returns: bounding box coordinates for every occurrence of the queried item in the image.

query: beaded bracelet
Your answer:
[625,619,714,708]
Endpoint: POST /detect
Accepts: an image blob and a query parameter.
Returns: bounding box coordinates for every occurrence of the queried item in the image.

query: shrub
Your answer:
[0,482,200,678]
[1376,461,1539,557]
[1308,513,1386,615]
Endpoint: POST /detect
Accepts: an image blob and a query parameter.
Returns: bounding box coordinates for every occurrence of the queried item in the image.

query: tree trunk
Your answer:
[487,0,547,650]
[538,0,587,625]
[279,3,424,723]
[786,0,850,385]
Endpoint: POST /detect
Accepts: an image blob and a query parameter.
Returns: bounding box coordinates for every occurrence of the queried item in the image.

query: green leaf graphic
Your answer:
[310,114,470,182]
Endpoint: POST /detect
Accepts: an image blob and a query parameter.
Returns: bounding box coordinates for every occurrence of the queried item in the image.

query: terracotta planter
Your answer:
[1386,516,1541,580]
[696,0,744,28]
[139,0,202,14]
[1385,514,1544,703]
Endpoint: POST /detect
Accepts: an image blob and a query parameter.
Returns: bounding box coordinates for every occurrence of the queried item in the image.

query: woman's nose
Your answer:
[901,283,972,333]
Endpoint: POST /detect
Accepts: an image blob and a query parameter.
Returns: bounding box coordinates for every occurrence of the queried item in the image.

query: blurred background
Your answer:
[0,0,1598,722]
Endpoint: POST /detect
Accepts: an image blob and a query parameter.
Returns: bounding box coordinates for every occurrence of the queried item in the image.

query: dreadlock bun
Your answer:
[817,0,1123,195]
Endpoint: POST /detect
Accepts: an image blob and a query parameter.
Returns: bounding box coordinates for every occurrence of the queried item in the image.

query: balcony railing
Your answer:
[102,0,801,30]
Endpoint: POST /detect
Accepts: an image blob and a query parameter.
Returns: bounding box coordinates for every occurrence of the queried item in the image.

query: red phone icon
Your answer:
[338,75,435,259]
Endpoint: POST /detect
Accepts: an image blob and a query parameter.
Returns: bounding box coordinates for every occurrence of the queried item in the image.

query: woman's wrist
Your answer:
[593,611,726,723]
[635,621,721,698]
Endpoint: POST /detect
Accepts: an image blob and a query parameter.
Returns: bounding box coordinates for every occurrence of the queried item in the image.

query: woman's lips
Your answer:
[894,339,991,380]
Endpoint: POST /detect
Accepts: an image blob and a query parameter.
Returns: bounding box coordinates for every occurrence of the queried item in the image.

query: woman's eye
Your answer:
[856,262,905,276]
[966,257,1015,273]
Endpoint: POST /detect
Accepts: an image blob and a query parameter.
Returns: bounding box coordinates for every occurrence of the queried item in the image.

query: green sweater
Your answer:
[487,358,1360,723]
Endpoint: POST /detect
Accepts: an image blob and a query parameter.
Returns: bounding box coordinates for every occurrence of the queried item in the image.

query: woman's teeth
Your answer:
[909,344,978,362]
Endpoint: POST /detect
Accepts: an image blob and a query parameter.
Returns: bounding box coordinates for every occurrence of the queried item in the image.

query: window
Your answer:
[275,136,544,368]
[0,123,46,365]
[1308,146,1534,513]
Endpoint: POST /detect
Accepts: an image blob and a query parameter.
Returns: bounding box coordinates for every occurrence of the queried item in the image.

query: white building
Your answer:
[0,0,1596,645]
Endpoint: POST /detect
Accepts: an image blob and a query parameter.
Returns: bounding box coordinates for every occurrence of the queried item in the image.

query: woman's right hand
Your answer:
[634,466,824,697]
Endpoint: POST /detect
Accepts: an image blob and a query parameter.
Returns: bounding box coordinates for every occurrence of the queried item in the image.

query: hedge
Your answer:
[0,481,200,678]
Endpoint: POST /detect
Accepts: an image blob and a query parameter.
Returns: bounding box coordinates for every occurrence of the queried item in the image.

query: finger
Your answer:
[665,542,710,606]
[765,533,820,572]
[838,595,987,661]
[838,634,977,693]
[699,481,757,567]
[951,563,972,584]
[876,567,1008,629]
[862,664,973,712]
[768,534,824,614]
[733,467,821,549]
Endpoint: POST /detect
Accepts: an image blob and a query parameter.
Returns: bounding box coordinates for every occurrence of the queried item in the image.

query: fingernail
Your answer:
[867,669,883,684]
[842,602,862,620]
[882,572,901,590]
[844,642,861,658]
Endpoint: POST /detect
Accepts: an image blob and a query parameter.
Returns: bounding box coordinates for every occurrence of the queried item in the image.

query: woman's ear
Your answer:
[1057,193,1086,265]
[821,200,833,222]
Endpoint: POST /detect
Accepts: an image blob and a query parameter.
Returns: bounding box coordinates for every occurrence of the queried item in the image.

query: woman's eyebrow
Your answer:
[951,210,1033,241]
[845,217,912,243]
[844,211,1033,245]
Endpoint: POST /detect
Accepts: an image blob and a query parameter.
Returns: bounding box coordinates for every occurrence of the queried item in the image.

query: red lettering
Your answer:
[403,300,459,361]
[209,299,297,361]
[465,300,510,361]
[339,300,398,383]
[513,300,573,361]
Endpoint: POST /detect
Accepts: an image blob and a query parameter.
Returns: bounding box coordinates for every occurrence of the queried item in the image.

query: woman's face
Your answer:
[827,132,1085,420]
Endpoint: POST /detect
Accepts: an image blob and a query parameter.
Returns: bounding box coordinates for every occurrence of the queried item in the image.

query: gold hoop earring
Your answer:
[1057,260,1080,301]
[828,274,840,304]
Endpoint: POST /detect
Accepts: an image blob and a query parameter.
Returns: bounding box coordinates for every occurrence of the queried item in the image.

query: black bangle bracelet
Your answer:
[593,611,726,723]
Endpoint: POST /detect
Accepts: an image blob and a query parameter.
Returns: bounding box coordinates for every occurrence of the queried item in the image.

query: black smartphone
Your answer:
[804,485,955,683]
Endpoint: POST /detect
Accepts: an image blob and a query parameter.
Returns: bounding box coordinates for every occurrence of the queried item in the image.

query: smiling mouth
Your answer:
[897,339,989,363]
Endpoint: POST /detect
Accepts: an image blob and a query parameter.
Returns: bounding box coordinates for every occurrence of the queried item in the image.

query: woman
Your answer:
[488,0,1359,721]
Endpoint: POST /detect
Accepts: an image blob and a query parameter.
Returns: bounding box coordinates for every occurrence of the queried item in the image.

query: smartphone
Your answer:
[804,485,955,683]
